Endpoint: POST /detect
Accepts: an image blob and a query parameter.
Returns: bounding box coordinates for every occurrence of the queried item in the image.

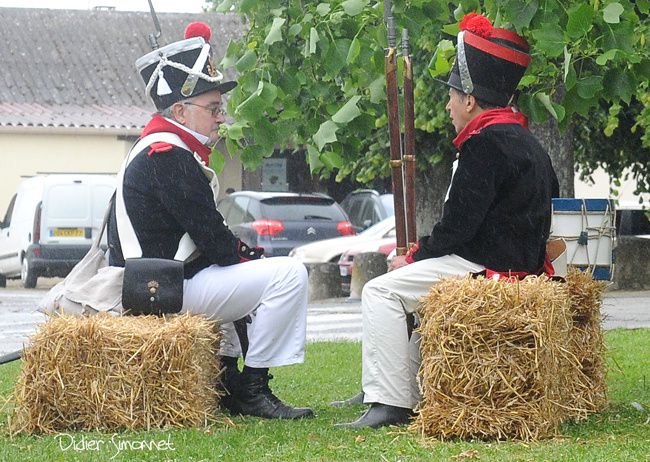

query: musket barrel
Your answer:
[402,28,417,246]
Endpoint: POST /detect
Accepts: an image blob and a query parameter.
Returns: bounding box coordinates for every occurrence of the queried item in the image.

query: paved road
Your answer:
[308,289,650,337]
[599,290,650,329]
[0,280,648,356]
[0,280,366,355]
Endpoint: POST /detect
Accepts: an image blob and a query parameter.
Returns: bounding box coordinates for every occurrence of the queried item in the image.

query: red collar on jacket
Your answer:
[453,107,528,149]
[141,115,212,164]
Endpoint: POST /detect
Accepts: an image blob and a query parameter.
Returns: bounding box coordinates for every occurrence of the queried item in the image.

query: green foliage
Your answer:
[574,94,650,200]
[428,0,650,131]
[213,0,650,194]
[215,0,384,179]
[482,0,650,197]
[211,0,457,184]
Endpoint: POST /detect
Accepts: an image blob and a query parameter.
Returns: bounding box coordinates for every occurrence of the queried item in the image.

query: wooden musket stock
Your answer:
[385,11,408,256]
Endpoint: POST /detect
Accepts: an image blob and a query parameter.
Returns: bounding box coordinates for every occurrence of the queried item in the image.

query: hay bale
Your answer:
[564,269,608,418]
[11,313,221,434]
[413,275,574,441]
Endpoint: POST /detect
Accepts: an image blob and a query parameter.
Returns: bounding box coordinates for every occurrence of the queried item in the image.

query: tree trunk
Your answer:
[414,155,454,237]
[529,119,575,198]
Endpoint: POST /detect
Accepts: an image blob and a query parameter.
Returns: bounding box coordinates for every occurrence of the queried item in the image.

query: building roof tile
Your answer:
[0,7,242,132]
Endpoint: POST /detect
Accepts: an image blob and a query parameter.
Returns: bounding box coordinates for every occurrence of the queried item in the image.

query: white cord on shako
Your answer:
[144,51,225,97]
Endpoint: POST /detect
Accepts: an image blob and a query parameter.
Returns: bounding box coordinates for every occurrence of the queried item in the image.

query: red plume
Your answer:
[184,22,212,42]
[459,13,493,38]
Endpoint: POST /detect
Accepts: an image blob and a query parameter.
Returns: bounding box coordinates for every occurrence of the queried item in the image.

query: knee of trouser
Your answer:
[361,275,383,300]
[286,257,308,284]
[294,259,308,284]
[276,257,308,288]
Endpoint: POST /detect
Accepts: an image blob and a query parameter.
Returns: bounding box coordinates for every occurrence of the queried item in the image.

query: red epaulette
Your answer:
[147,142,175,156]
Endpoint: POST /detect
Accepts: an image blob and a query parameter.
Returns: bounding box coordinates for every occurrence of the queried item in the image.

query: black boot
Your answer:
[337,403,414,429]
[217,356,241,415]
[329,391,365,407]
[233,369,314,420]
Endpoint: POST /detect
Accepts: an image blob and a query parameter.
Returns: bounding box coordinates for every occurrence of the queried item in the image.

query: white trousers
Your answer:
[361,254,484,409]
[180,256,308,368]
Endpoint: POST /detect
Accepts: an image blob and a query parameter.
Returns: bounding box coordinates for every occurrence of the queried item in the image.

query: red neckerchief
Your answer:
[140,115,211,164]
[453,107,528,149]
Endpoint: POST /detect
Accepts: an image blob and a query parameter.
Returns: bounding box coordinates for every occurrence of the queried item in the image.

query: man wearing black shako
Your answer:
[336,13,560,429]
[108,22,313,420]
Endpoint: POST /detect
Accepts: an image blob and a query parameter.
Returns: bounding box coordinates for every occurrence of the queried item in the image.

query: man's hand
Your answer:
[389,255,409,272]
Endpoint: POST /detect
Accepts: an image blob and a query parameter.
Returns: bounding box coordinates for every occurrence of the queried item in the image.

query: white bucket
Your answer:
[550,199,616,280]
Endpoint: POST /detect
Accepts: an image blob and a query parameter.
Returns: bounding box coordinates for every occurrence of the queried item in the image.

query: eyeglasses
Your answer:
[183,102,226,117]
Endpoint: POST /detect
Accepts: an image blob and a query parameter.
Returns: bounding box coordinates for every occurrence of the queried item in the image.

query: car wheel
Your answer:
[0,274,6,288]
[21,257,38,289]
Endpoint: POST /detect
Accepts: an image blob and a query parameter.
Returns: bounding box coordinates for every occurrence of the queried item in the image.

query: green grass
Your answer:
[1,330,648,462]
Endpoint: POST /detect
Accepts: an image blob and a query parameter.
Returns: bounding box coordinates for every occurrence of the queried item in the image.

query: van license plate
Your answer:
[51,228,84,237]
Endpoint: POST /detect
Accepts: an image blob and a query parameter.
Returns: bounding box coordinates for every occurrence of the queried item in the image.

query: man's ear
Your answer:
[466,94,478,113]
[170,102,186,123]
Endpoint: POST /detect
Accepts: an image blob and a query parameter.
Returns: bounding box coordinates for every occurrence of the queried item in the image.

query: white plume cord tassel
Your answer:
[157,69,172,95]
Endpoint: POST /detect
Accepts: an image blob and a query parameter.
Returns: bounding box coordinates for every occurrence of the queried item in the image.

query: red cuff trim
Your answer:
[404,241,420,264]
[542,254,555,277]
[483,269,530,282]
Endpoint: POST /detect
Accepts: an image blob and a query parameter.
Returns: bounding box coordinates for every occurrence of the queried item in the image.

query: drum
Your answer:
[550,199,616,280]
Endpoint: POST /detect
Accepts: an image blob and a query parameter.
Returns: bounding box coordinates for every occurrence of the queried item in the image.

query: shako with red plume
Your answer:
[437,12,532,107]
[135,21,237,110]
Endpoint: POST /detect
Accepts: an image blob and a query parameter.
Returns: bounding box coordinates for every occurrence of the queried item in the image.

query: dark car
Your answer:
[217,191,355,257]
[616,202,650,236]
[340,190,395,231]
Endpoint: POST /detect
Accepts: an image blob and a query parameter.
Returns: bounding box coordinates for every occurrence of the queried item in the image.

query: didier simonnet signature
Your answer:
[55,433,176,459]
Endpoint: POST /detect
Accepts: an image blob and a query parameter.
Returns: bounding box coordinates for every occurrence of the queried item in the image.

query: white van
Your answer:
[0,174,115,288]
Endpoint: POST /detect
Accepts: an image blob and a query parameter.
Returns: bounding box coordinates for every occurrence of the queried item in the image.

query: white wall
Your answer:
[0,131,130,215]
[0,130,243,217]
[574,167,649,207]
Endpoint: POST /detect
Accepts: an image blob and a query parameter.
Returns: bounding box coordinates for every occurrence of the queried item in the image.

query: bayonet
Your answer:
[147,0,162,50]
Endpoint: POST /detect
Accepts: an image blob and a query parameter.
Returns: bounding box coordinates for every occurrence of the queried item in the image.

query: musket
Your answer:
[147,0,162,50]
[384,0,408,256]
[401,29,417,247]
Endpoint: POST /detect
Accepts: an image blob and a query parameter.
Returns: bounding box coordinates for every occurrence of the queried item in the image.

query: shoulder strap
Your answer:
[91,192,115,252]
[115,133,194,260]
